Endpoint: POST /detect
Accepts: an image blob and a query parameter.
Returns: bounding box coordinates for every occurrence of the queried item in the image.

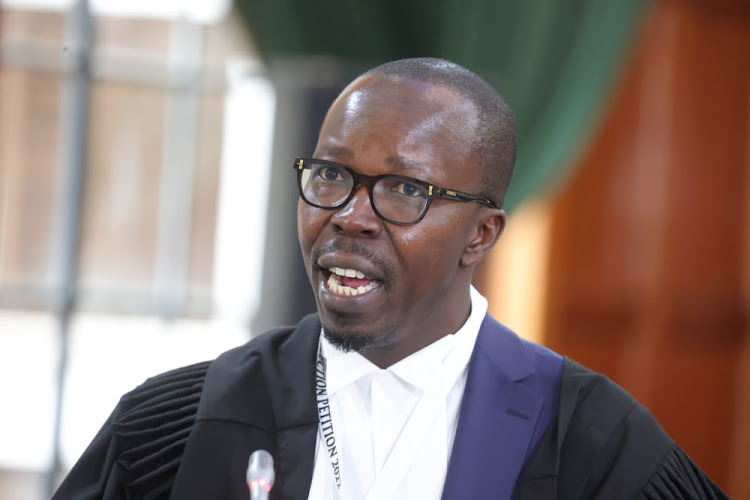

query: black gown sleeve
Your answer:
[639,446,728,500]
[52,361,209,500]
[514,359,729,500]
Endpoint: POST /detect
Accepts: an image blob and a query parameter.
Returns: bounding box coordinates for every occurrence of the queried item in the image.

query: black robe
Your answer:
[53,314,728,499]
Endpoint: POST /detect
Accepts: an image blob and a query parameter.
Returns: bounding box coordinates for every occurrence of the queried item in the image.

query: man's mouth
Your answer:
[325,267,379,296]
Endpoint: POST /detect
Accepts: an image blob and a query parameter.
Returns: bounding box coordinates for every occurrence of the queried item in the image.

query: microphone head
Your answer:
[246,449,275,494]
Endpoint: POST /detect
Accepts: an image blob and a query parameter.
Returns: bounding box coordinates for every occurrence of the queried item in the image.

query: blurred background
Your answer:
[0,0,748,498]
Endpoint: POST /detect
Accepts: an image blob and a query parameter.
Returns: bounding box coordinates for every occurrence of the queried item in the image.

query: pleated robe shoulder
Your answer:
[52,313,728,500]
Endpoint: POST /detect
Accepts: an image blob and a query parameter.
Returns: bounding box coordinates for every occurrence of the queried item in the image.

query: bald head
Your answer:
[361,58,517,208]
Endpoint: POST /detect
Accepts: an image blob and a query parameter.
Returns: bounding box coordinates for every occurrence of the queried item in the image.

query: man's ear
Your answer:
[460,209,506,267]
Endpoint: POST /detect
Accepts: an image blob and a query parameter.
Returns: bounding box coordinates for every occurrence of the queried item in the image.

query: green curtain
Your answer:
[234,0,648,212]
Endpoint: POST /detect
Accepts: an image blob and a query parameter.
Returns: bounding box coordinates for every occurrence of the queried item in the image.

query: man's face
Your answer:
[298,75,493,366]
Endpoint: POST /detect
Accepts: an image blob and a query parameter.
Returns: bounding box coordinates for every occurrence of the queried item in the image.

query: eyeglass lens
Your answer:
[299,162,429,224]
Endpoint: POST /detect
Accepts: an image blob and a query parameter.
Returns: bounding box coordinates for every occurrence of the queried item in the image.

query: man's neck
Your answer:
[358,297,475,369]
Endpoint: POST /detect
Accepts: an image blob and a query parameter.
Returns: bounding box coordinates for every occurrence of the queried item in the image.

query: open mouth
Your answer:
[324,266,379,296]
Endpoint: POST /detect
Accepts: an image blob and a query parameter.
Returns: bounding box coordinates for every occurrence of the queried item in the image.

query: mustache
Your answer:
[313,239,394,283]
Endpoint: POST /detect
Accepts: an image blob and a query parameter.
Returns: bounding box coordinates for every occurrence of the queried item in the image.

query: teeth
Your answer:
[326,273,377,296]
[329,267,367,279]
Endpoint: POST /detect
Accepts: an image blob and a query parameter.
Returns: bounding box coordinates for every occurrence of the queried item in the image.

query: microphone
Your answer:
[246,449,275,500]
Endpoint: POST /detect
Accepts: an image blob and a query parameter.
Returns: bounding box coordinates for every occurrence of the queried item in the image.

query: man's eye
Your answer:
[317,166,345,181]
[393,182,424,198]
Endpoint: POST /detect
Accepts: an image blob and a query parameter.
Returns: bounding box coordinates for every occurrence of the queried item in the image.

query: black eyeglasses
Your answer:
[293,157,497,225]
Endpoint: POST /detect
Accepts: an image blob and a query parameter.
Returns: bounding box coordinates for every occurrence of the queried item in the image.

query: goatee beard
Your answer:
[323,327,378,353]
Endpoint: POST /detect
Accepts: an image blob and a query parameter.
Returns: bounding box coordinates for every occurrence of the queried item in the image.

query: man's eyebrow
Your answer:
[314,148,429,176]
[386,156,429,176]
[314,145,352,158]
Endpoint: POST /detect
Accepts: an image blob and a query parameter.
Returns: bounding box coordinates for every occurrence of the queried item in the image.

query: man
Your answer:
[54,58,726,499]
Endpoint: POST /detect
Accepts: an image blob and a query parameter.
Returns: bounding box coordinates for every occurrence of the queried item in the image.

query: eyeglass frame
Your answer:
[293,157,498,226]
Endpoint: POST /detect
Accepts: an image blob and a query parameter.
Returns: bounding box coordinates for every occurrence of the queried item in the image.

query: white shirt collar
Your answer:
[320,286,488,395]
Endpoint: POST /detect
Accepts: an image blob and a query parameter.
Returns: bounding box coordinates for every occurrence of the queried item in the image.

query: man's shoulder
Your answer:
[210,312,321,369]
[556,359,671,466]
[119,313,321,419]
[119,360,212,415]
[193,313,321,426]
[518,358,729,499]
[52,315,322,499]
[558,358,668,456]
[559,358,636,422]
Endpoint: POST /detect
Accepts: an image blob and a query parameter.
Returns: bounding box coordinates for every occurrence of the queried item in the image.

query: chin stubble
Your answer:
[322,326,378,353]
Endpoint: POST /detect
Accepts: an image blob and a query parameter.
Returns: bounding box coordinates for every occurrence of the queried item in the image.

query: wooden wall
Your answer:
[544,0,749,496]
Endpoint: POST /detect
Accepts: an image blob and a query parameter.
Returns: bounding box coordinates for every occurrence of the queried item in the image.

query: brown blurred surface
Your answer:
[544,0,749,496]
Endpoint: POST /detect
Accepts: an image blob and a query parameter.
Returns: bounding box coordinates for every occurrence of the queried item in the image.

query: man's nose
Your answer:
[330,185,383,237]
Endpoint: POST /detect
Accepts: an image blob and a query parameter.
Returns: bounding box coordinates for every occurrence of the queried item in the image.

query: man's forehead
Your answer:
[335,74,470,114]
[318,75,480,166]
